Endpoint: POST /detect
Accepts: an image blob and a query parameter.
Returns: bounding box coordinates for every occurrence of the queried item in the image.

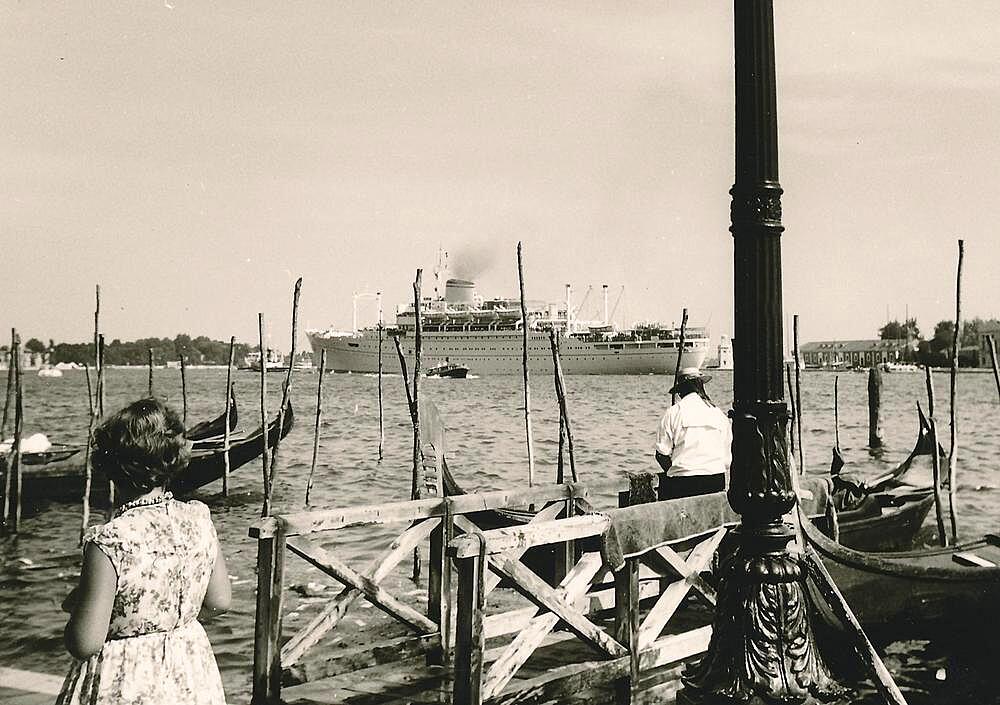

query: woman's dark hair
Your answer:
[91,398,190,493]
[676,378,716,407]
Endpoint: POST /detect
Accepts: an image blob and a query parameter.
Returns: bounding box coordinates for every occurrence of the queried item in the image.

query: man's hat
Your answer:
[669,367,712,395]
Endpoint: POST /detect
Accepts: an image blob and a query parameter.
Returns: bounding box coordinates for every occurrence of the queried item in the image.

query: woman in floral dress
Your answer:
[58,398,231,705]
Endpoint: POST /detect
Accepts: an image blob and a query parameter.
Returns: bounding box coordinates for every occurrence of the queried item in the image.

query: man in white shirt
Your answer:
[655,367,732,499]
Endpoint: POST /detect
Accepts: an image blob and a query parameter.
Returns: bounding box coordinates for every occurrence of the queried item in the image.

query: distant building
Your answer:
[716,336,733,370]
[979,323,1000,366]
[800,339,914,369]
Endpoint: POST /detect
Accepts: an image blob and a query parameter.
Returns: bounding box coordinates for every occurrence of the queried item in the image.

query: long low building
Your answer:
[800,339,915,368]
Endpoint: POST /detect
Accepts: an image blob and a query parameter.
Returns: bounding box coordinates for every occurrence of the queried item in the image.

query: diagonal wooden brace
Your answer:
[482,552,605,700]
[488,553,626,658]
[636,527,726,650]
[281,517,439,667]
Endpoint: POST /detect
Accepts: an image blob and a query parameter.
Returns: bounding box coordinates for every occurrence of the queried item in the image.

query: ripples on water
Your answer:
[2,368,999,703]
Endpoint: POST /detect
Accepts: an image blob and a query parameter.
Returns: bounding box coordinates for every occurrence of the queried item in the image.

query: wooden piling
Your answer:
[94,285,104,418]
[793,314,804,475]
[222,336,235,496]
[147,348,154,397]
[81,363,96,543]
[258,313,270,517]
[265,277,303,517]
[9,334,23,533]
[392,335,415,415]
[548,331,577,482]
[98,335,112,517]
[411,270,423,581]
[925,365,947,546]
[988,334,1000,404]
[377,322,384,461]
[785,363,796,465]
[1,329,14,439]
[516,242,535,487]
[947,239,963,544]
[671,308,689,405]
[305,348,327,506]
[179,354,188,427]
[834,375,840,451]
[867,366,883,449]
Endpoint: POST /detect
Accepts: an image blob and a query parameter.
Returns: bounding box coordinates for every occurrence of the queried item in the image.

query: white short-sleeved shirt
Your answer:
[655,393,732,477]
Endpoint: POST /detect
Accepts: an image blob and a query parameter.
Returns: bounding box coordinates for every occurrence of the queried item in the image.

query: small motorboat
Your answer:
[425,362,469,379]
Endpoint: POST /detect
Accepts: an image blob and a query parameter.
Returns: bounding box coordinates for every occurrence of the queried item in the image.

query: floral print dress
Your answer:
[56,499,227,705]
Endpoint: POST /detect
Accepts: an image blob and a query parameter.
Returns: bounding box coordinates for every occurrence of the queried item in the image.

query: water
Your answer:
[2,367,999,703]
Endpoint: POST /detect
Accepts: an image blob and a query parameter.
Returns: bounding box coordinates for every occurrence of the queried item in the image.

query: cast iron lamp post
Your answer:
[679,2,846,702]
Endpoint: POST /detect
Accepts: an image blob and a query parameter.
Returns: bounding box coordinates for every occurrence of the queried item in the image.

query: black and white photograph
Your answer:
[2,2,1000,703]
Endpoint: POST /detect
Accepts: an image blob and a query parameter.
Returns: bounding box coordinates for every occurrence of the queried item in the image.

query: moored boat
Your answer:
[18,403,294,503]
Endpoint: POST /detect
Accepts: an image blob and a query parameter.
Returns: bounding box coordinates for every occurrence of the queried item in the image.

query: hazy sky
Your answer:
[3,2,998,352]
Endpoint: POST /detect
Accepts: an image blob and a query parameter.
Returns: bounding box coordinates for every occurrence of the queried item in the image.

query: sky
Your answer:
[3,2,999,353]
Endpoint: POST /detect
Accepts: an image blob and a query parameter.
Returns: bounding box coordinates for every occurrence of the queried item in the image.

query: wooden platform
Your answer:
[0,667,63,705]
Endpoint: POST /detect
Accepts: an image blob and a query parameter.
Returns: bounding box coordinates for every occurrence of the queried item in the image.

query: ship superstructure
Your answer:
[306,252,709,375]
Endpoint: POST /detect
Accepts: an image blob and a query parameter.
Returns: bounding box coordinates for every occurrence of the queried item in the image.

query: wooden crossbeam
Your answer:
[482,552,605,699]
[487,553,626,658]
[280,517,438,667]
[453,500,565,596]
[286,538,438,634]
[636,528,725,650]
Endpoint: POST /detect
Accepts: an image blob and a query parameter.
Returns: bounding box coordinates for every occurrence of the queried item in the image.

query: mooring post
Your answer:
[613,557,640,704]
[222,336,235,497]
[252,525,286,704]
[10,333,23,533]
[427,498,453,665]
[679,2,850,701]
[987,334,1000,404]
[453,547,485,705]
[147,348,154,397]
[868,366,883,449]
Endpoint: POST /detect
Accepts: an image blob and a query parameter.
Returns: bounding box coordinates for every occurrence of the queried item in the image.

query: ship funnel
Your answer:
[445,278,475,304]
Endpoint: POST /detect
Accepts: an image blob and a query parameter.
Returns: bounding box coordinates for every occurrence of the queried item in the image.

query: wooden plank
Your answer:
[251,529,286,704]
[0,668,63,696]
[482,552,604,700]
[636,529,725,650]
[453,501,565,595]
[451,515,611,558]
[253,478,627,538]
[282,634,439,686]
[488,554,626,658]
[454,549,486,705]
[614,558,640,704]
[281,518,438,667]
[953,551,996,568]
[286,538,437,634]
[427,513,451,663]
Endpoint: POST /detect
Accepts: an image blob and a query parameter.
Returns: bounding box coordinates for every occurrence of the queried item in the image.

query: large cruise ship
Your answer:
[306,256,709,375]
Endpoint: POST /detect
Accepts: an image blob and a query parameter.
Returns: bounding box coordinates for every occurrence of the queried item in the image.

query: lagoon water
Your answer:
[2,367,999,703]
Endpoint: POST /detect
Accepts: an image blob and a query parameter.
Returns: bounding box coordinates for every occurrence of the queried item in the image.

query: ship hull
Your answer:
[307,330,708,375]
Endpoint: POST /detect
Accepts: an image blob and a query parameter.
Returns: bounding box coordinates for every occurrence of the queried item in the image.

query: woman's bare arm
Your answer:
[200,544,232,619]
[64,544,116,659]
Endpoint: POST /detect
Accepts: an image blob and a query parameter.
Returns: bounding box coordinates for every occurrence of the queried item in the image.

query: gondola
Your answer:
[17,403,293,503]
[829,402,944,504]
[186,385,239,443]
[801,509,1000,636]
[11,390,239,468]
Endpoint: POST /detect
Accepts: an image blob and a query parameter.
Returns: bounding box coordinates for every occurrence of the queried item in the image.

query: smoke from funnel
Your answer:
[449,242,498,281]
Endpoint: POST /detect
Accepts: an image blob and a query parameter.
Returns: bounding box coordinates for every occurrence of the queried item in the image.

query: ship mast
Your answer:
[603,284,609,325]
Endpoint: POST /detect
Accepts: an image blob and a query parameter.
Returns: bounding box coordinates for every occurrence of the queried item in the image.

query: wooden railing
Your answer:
[247,473,652,704]
[448,508,726,705]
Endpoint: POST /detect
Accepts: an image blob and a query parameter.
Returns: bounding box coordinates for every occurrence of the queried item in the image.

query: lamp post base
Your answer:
[678,524,849,705]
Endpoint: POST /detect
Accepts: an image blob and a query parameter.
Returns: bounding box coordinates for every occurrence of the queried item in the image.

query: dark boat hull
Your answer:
[802,516,1000,637]
[18,403,293,504]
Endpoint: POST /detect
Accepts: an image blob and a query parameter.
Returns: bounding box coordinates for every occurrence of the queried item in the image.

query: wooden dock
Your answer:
[249,461,723,705]
[0,667,63,705]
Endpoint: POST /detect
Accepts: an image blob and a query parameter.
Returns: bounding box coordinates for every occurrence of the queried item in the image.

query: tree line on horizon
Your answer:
[0,334,254,367]
[878,316,1000,367]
